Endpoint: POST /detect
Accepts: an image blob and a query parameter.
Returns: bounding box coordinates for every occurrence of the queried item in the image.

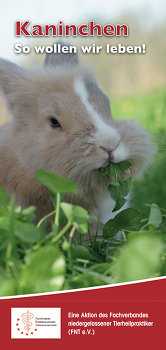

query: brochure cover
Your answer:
[0,0,165,348]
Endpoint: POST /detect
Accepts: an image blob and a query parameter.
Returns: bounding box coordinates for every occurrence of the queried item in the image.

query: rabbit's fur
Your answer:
[0,44,152,224]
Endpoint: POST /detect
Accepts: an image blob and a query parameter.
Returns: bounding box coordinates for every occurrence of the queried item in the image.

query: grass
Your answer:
[111,87,166,132]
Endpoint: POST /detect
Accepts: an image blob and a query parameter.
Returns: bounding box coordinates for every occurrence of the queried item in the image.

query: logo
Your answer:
[11,308,61,339]
[15,310,37,336]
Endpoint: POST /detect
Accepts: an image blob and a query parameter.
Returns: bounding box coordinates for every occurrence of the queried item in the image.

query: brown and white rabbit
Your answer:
[0,42,152,224]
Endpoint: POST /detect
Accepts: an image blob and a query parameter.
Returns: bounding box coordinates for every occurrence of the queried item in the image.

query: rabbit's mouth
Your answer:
[98,160,111,172]
[98,162,110,172]
[100,167,106,172]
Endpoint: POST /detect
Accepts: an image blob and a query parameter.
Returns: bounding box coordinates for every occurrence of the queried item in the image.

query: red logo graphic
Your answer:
[16,310,37,336]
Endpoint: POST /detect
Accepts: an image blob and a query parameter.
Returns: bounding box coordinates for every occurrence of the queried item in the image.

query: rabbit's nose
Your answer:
[100,147,114,161]
[107,149,114,161]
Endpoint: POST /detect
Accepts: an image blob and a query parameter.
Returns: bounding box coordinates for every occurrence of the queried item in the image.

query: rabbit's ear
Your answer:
[0,59,27,109]
[44,41,79,67]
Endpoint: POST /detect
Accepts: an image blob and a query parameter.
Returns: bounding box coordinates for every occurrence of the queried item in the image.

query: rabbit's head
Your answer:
[0,43,151,188]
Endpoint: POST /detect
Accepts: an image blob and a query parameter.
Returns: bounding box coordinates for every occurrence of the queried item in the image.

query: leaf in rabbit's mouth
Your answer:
[99,162,112,172]
[102,161,131,176]
[101,160,132,212]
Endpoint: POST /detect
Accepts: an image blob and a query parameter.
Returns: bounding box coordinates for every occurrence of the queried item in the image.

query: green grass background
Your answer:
[111,87,166,218]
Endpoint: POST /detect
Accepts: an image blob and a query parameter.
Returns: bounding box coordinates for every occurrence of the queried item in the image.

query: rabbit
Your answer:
[0,42,152,225]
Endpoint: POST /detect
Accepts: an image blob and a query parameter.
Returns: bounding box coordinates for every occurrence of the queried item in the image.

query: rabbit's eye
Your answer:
[49,117,61,128]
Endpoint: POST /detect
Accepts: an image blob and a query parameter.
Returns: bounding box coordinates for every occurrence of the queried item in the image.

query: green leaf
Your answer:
[21,206,36,222]
[103,208,141,238]
[103,161,131,179]
[14,221,42,243]
[109,184,127,212]
[68,271,113,289]
[90,263,112,274]
[0,187,10,206]
[61,203,89,221]
[71,245,95,261]
[23,245,65,293]
[36,169,78,195]
[148,204,162,228]
[103,161,132,212]
[119,161,131,172]
[0,207,9,230]
[0,230,8,250]
[61,203,89,234]
[111,232,163,282]
[0,276,17,297]
[111,181,120,186]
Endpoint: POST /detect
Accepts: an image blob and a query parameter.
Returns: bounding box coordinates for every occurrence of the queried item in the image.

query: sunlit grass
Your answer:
[111,87,166,132]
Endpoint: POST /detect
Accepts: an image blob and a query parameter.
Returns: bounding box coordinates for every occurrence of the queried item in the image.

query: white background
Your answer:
[11,307,61,339]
